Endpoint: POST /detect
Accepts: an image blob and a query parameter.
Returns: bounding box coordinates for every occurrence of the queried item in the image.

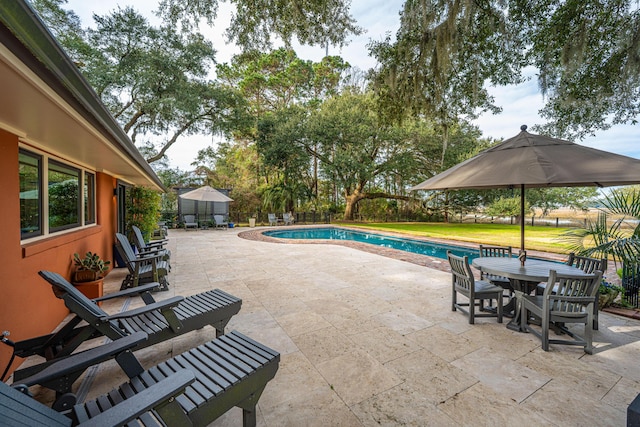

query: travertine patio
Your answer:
[29,227,640,425]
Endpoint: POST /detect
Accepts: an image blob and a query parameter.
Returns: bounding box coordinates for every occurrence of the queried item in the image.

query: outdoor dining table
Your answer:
[471,257,589,332]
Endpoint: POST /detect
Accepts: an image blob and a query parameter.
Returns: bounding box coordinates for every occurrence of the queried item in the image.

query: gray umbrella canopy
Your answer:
[411,125,640,250]
[179,186,233,222]
[179,186,233,202]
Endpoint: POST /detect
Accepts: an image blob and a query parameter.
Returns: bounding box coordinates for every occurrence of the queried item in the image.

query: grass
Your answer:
[334,222,574,254]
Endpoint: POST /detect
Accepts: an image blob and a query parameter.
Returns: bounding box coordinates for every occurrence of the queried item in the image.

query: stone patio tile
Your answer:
[438,382,552,426]
[261,383,362,426]
[352,383,459,426]
[315,349,402,406]
[384,349,477,405]
[348,325,422,364]
[292,326,355,365]
[275,310,333,338]
[451,347,552,403]
[406,325,483,362]
[372,309,434,335]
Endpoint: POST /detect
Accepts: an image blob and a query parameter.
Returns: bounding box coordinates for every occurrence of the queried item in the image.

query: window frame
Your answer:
[19,146,97,242]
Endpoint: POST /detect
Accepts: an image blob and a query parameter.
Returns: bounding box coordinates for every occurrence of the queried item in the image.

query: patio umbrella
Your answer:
[411,125,640,251]
[179,186,233,222]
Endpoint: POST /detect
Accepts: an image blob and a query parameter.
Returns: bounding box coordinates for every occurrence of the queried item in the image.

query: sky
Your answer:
[64,0,639,170]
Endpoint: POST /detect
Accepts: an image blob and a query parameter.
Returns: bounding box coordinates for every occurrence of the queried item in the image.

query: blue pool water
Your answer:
[264,227,485,261]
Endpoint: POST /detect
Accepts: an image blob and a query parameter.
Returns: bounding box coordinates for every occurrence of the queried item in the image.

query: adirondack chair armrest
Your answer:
[92,283,161,303]
[106,296,184,320]
[76,370,195,426]
[130,253,162,263]
[13,332,148,388]
[146,239,168,247]
[138,247,162,256]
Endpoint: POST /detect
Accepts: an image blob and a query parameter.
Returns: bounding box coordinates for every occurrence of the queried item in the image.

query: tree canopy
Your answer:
[370,0,640,141]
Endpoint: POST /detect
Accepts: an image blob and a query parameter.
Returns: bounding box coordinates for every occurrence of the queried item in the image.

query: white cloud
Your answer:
[65,0,639,169]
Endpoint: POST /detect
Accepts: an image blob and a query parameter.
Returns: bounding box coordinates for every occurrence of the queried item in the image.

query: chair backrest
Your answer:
[38,270,107,318]
[184,215,196,223]
[479,245,512,258]
[447,251,475,293]
[0,380,71,426]
[131,225,146,249]
[543,269,603,313]
[268,213,276,221]
[214,215,226,224]
[115,233,137,273]
[566,253,607,274]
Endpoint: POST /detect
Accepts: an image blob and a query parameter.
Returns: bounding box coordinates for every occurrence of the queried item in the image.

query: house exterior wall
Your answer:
[0,128,119,376]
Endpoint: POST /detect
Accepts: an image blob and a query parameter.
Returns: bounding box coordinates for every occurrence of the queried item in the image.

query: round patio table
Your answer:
[471,257,588,332]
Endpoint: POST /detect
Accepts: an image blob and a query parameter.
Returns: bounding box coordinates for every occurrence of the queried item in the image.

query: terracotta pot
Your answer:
[74,269,97,283]
[72,278,104,304]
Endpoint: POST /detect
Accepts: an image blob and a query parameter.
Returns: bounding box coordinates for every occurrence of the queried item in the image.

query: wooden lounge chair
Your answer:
[131,225,171,267]
[115,232,170,290]
[521,269,602,354]
[11,271,242,392]
[214,214,228,229]
[11,330,280,427]
[2,365,195,427]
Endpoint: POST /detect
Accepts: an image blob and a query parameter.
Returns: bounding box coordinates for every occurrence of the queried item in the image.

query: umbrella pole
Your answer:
[520,184,525,251]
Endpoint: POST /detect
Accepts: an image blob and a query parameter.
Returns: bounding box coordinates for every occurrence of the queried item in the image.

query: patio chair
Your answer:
[521,269,602,354]
[9,330,279,427]
[537,253,606,330]
[183,214,198,230]
[283,212,294,225]
[478,245,513,311]
[2,363,195,426]
[11,271,242,392]
[447,251,503,324]
[214,214,228,229]
[115,232,170,290]
[268,213,278,226]
[131,225,171,268]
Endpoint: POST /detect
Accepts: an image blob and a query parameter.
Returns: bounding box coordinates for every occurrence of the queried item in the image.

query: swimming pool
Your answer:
[264,227,488,261]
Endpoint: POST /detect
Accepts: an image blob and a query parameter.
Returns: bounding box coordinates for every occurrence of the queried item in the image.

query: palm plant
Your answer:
[561,188,640,270]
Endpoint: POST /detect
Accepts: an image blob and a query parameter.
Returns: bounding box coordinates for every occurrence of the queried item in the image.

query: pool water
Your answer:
[264,227,487,261]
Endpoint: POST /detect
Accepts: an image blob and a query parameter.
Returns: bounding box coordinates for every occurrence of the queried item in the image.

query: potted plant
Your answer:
[72,252,111,301]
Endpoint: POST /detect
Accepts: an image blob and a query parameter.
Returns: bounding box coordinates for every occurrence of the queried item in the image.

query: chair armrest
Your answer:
[129,253,162,263]
[76,370,195,426]
[147,239,168,247]
[92,283,161,303]
[105,296,184,320]
[14,332,148,387]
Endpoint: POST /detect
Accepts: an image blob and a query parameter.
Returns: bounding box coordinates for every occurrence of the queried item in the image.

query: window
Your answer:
[48,160,80,231]
[19,148,96,240]
[19,150,42,239]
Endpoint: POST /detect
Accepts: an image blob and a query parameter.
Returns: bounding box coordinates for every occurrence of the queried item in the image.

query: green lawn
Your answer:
[335,222,574,254]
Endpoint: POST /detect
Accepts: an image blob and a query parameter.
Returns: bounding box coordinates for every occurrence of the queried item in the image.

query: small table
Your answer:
[471,257,588,332]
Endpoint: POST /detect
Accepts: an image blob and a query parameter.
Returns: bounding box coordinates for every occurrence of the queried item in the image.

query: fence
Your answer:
[623,262,640,308]
[161,211,333,227]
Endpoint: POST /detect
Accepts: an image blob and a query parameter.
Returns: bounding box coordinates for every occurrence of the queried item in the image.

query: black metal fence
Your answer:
[623,262,640,308]
[161,211,333,227]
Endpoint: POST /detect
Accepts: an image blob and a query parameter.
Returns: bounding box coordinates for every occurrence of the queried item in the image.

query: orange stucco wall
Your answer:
[0,129,118,377]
